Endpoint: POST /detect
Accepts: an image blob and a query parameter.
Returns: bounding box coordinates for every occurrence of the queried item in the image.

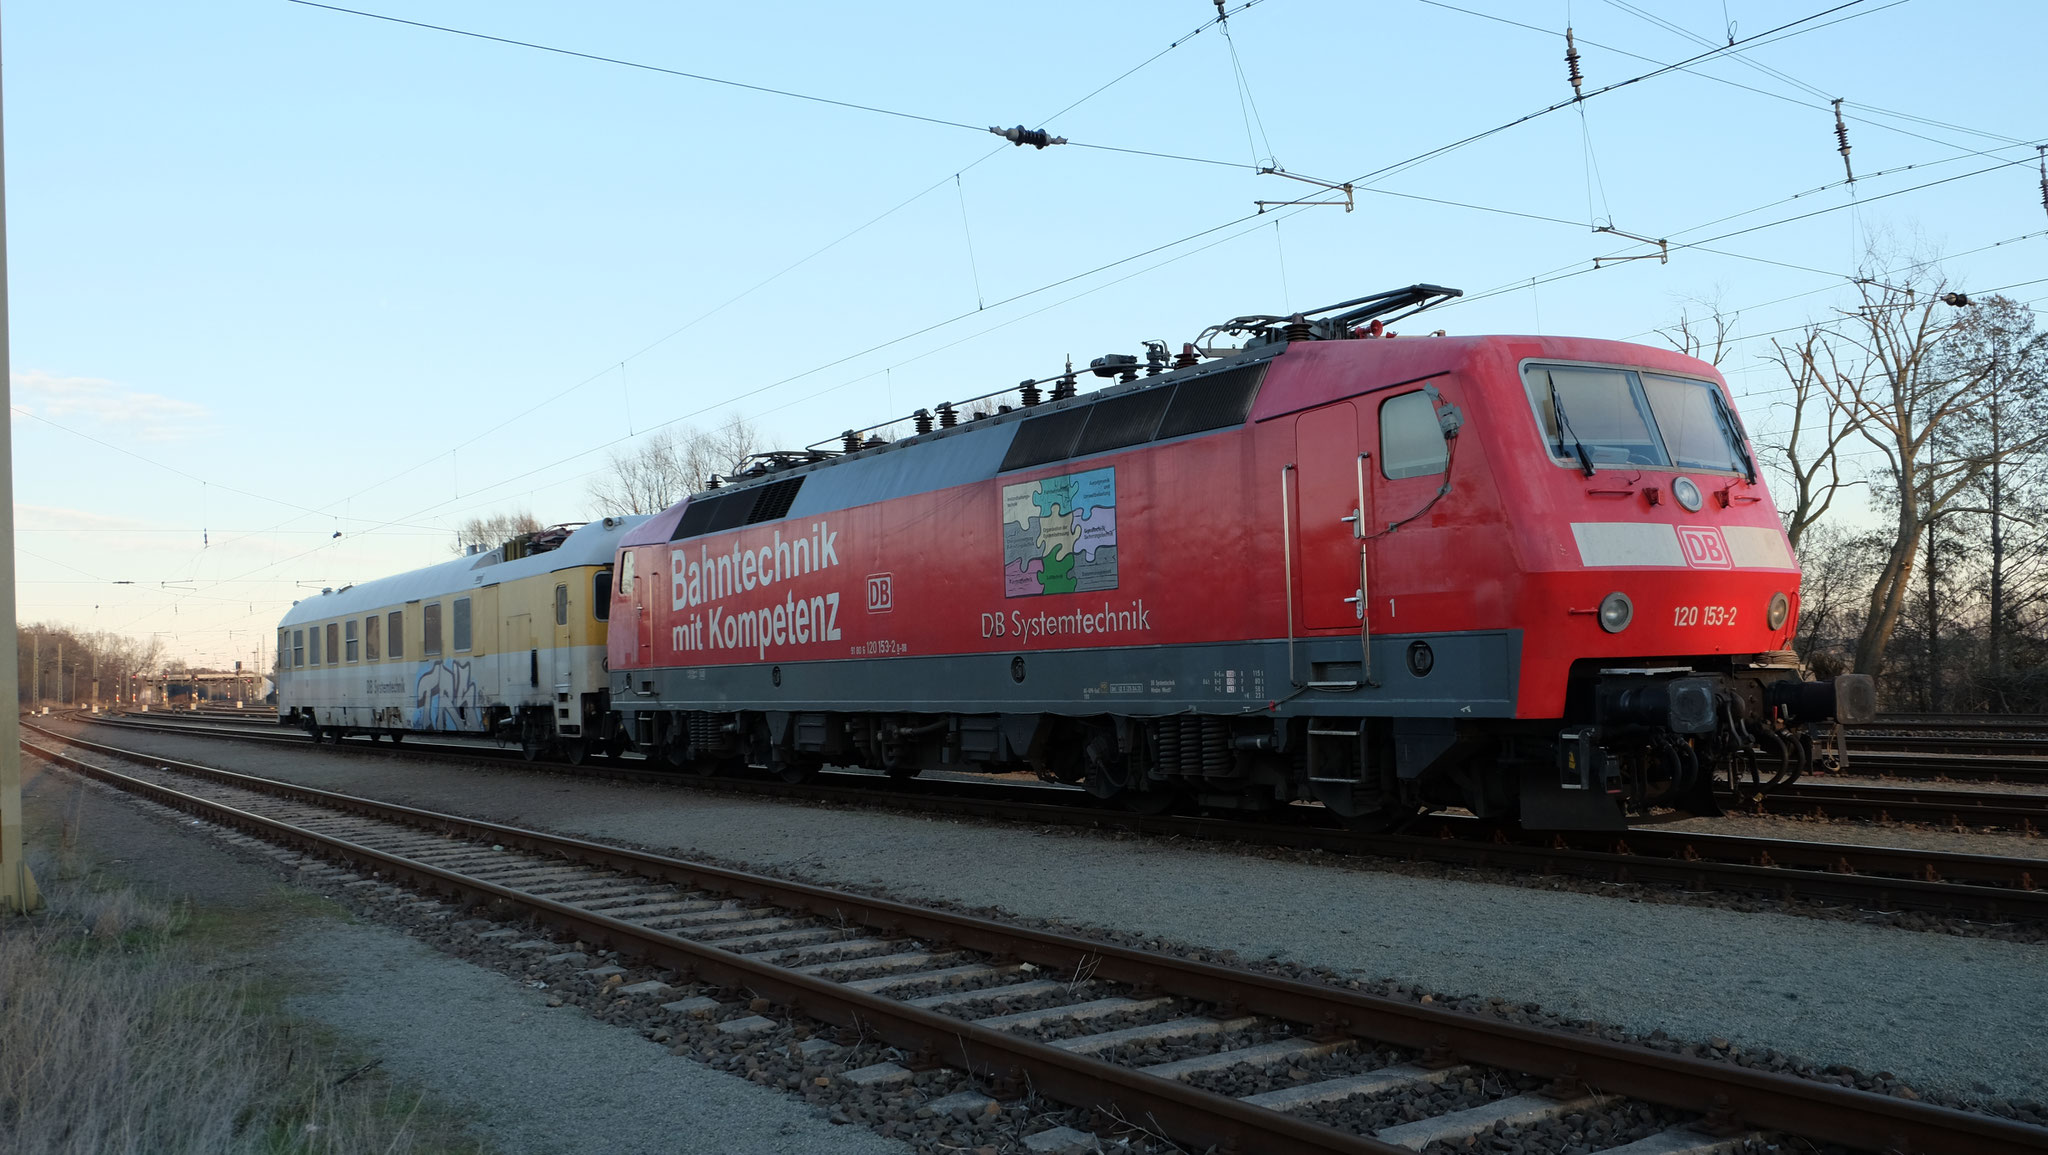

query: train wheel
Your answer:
[389,732,404,746]
[520,721,543,762]
[563,738,589,766]
[307,725,325,744]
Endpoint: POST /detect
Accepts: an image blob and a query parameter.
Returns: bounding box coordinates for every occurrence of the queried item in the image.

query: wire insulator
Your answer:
[1832,98,1854,183]
[2038,146,2047,222]
[1564,27,1584,99]
[1173,342,1201,368]
[989,125,1067,149]
[1020,379,1041,407]
[913,408,933,435]
[1052,357,1077,400]
[841,429,861,453]
[1281,314,1314,343]
[936,402,957,428]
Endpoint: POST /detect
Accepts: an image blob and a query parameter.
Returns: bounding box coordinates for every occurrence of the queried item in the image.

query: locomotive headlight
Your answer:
[1671,476,1703,512]
[1598,591,1633,633]
[1767,591,1791,630]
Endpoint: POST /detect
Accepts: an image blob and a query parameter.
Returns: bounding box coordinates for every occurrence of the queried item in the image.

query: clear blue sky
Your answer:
[8,0,2044,669]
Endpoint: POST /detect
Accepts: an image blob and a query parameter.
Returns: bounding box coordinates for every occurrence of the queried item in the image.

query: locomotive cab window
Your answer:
[1379,390,1449,479]
[388,611,404,659]
[453,597,472,652]
[1641,373,1746,473]
[365,614,380,662]
[618,552,634,596]
[593,570,612,622]
[423,602,442,656]
[1523,362,1747,473]
[344,619,359,662]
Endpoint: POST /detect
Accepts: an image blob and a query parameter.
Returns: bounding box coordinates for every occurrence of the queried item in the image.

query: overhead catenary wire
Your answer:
[70,0,2037,644]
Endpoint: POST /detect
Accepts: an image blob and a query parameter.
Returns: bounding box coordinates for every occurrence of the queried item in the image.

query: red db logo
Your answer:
[1677,526,1732,569]
[866,573,893,614]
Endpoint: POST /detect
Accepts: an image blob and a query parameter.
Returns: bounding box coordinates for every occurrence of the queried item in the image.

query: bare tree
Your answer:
[1825,274,2048,675]
[1658,300,1734,366]
[587,416,761,515]
[1763,326,1863,552]
[1936,296,2048,686]
[452,510,544,555]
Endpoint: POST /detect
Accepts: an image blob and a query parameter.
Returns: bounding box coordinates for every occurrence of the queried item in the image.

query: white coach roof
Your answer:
[277,516,647,629]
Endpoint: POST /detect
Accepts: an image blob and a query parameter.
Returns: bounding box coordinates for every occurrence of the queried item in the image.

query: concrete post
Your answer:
[0,7,44,911]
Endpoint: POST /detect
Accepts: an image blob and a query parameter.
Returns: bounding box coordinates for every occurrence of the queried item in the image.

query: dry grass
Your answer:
[0,856,486,1155]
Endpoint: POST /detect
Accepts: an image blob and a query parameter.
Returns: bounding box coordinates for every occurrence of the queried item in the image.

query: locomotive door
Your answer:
[629,551,652,665]
[1360,385,1455,621]
[1292,402,1366,631]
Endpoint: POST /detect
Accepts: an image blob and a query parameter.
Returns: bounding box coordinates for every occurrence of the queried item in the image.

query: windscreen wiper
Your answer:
[1547,372,1596,477]
[1712,389,1757,484]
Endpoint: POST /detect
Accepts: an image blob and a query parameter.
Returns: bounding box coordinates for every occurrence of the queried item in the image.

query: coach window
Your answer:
[453,597,472,652]
[423,602,443,656]
[388,610,404,659]
[293,629,305,668]
[278,630,288,672]
[309,625,321,665]
[1379,391,1450,479]
[345,620,359,662]
[554,583,569,627]
[593,570,611,622]
[326,623,340,666]
[365,614,380,662]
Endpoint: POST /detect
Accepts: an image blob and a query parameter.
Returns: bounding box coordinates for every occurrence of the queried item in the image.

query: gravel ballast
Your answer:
[21,755,909,1155]
[48,721,2048,1104]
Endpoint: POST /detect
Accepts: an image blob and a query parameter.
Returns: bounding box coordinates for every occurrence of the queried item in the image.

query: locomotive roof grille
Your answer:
[996,361,1267,473]
[672,475,809,541]
[1072,386,1175,457]
[681,348,1278,528]
[998,406,1090,472]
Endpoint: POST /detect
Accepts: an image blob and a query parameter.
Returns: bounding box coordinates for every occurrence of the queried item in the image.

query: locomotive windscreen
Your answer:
[1523,363,1745,472]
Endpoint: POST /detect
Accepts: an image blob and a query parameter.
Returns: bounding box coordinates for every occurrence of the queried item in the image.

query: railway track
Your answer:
[59,713,2048,929]
[24,726,2047,1155]
[1825,750,2048,787]
[1745,782,2045,832]
[89,709,2048,835]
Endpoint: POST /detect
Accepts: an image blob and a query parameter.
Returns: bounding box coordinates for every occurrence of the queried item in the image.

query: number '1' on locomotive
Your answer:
[607,285,1875,828]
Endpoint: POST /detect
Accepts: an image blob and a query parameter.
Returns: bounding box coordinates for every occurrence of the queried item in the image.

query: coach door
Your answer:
[1292,401,1366,632]
[506,612,537,697]
[553,581,578,734]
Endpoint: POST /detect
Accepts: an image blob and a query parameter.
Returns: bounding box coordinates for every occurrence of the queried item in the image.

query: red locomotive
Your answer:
[607,285,1872,829]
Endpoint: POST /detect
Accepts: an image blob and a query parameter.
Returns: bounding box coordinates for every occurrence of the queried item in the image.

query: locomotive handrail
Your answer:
[1280,463,1299,688]
[1354,451,1377,689]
